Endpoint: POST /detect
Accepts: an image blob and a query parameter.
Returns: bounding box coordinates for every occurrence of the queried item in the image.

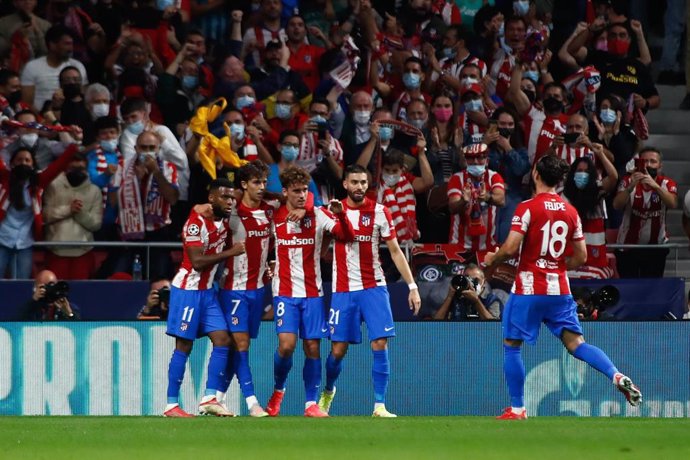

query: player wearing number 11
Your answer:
[484,155,641,420]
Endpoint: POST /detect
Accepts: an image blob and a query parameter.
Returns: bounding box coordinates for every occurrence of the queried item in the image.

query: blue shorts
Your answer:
[329,286,395,344]
[166,286,228,340]
[219,287,266,339]
[274,296,328,340]
[502,294,583,345]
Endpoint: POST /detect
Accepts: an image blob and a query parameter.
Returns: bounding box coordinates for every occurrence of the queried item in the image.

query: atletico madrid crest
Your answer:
[180,323,188,331]
[303,217,313,228]
[361,214,371,226]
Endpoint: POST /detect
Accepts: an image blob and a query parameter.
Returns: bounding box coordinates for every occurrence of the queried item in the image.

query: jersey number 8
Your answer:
[539,220,568,259]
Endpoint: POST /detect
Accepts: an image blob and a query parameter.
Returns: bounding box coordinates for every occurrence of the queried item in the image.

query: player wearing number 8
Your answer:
[484,155,641,420]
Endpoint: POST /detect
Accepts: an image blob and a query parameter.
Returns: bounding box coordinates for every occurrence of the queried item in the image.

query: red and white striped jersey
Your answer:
[272,206,348,298]
[242,26,287,67]
[173,210,230,290]
[616,174,677,245]
[376,173,418,242]
[554,144,594,166]
[511,193,584,295]
[523,106,569,166]
[430,55,488,84]
[488,49,515,100]
[458,111,486,145]
[297,131,343,173]
[222,200,278,291]
[447,169,505,250]
[333,198,396,293]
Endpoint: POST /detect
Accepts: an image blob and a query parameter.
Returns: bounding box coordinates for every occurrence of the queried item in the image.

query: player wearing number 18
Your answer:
[484,155,641,420]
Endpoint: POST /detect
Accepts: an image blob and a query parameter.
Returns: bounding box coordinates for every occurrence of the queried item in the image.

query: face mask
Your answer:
[467,164,486,177]
[353,110,371,125]
[462,76,480,85]
[275,103,292,120]
[157,0,175,10]
[310,115,326,124]
[498,128,514,138]
[7,90,21,106]
[62,83,81,99]
[11,164,34,181]
[607,38,630,57]
[514,0,530,16]
[523,90,536,104]
[379,126,394,142]
[543,97,564,114]
[573,171,589,189]
[403,72,421,90]
[91,102,109,118]
[138,152,157,164]
[100,139,118,152]
[600,108,616,124]
[20,133,38,147]
[595,38,608,51]
[646,167,658,179]
[126,120,145,135]
[410,118,427,130]
[230,123,245,140]
[236,95,255,109]
[281,145,299,162]
[181,75,198,90]
[464,99,483,112]
[443,47,456,59]
[524,70,539,83]
[66,170,88,187]
[433,107,453,122]
[382,173,401,187]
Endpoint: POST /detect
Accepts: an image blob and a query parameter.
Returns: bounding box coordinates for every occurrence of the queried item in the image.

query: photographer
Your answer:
[137,278,171,320]
[434,264,502,320]
[19,270,80,320]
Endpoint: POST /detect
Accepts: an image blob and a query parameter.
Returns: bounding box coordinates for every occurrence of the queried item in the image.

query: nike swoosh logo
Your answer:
[321,328,328,333]
[241,216,249,220]
[276,222,286,227]
[384,327,394,332]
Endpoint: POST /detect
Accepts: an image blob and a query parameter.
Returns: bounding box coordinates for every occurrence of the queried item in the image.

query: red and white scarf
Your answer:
[376,175,418,242]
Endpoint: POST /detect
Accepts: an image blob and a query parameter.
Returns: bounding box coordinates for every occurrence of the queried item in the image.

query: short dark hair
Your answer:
[120,98,147,117]
[404,56,424,68]
[209,178,234,192]
[535,155,570,187]
[344,164,368,179]
[0,69,19,86]
[446,25,465,42]
[473,5,502,35]
[382,149,405,168]
[639,147,662,161]
[94,116,120,133]
[237,160,269,189]
[309,97,331,112]
[14,109,36,120]
[543,81,567,96]
[280,166,311,189]
[279,129,300,143]
[58,66,81,83]
[45,25,73,47]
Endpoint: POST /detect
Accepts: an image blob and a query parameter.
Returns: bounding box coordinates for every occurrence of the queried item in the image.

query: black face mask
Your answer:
[7,90,22,106]
[523,90,536,104]
[66,170,87,186]
[11,164,35,182]
[62,83,82,100]
[646,167,658,179]
[543,97,564,114]
[498,128,514,138]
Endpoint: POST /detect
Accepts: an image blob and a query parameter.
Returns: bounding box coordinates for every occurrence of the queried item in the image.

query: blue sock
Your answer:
[166,349,189,404]
[325,353,343,392]
[573,343,618,380]
[273,350,293,391]
[234,350,255,398]
[503,345,525,408]
[372,349,389,404]
[218,349,236,393]
[303,358,321,403]
[204,346,229,396]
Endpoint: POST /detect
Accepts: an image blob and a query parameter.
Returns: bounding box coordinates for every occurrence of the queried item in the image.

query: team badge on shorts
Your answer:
[277,319,283,327]
[232,317,239,325]
[180,323,188,331]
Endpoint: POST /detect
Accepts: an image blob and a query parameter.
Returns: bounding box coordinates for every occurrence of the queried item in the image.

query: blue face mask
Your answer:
[514,0,530,16]
[410,118,426,130]
[379,126,394,142]
[275,103,292,120]
[467,164,486,177]
[157,0,175,11]
[443,47,456,59]
[181,75,198,90]
[574,171,590,189]
[281,145,299,162]
[311,115,326,124]
[600,108,617,124]
[402,72,421,90]
[524,70,539,83]
[236,95,255,110]
[100,139,118,152]
[126,120,145,135]
[464,99,483,113]
[230,123,245,140]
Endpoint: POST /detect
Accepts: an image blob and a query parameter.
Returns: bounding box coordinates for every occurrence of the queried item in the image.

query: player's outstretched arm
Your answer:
[484,231,524,267]
[327,200,355,241]
[385,238,421,315]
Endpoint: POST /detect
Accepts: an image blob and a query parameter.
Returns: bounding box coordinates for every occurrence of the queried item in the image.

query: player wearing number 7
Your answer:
[484,155,641,420]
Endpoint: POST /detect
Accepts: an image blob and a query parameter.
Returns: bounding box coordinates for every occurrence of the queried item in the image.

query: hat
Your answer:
[460,83,483,97]
[463,143,488,157]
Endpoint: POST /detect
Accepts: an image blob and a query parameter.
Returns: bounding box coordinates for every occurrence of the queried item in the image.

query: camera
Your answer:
[44,281,70,303]
[451,275,478,295]
[157,286,171,306]
[573,285,620,319]
[449,275,481,320]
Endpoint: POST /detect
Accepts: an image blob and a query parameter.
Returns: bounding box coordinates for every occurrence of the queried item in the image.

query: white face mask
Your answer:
[90,102,110,118]
[382,172,401,187]
[20,133,39,147]
[353,110,371,125]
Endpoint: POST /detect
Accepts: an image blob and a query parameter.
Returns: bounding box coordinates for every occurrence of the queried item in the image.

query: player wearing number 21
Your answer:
[484,155,641,420]
[319,165,422,418]
[265,166,355,418]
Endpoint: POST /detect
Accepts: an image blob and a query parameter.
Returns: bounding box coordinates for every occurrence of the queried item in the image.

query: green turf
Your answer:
[1,417,689,460]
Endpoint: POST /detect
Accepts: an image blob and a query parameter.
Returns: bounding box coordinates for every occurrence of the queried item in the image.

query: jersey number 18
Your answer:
[539,220,568,259]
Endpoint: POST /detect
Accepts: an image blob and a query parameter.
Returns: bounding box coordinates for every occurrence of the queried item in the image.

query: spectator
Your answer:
[261,88,308,153]
[427,25,488,96]
[42,152,103,280]
[543,113,613,169]
[0,69,27,120]
[20,24,88,113]
[353,108,396,184]
[49,66,91,133]
[488,15,527,101]
[286,14,327,93]
[242,0,286,69]
[391,56,431,122]
[80,83,113,145]
[448,143,505,249]
[0,143,80,279]
[0,0,52,63]
[613,147,677,278]
[458,81,491,145]
[137,278,171,320]
[589,94,637,176]
[157,43,205,134]
[469,4,503,64]
[434,263,502,320]
[183,29,214,98]
[19,269,80,320]
[248,39,310,102]
[214,55,248,101]
[562,152,618,280]
[338,90,375,166]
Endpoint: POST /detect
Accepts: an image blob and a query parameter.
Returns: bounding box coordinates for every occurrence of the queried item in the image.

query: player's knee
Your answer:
[330,343,348,360]
[233,336,250,351]
[176,339,193,354]
[211,333,232,348]
[278,342,296,357]
[370,338,387,351]
[303,340,320,358]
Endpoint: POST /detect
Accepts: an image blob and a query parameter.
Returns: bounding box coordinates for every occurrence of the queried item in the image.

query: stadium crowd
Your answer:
[0,0,688,286]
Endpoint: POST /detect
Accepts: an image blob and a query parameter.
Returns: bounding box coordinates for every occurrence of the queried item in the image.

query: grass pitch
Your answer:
[1,416,689,460]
